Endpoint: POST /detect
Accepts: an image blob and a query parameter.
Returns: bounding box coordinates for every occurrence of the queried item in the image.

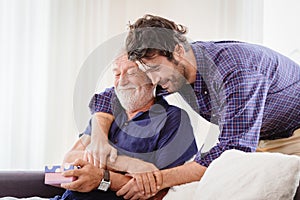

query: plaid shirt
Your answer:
[89,41,300,167]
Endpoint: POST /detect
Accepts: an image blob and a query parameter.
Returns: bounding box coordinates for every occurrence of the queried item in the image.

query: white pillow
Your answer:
[163,181,198,200]
[193,150,300,200]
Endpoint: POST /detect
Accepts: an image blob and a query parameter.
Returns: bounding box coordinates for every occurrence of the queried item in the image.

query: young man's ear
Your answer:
[174,44,185,57]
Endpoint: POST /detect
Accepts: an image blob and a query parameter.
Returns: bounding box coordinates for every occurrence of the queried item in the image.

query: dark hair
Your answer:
[126,14,189,63]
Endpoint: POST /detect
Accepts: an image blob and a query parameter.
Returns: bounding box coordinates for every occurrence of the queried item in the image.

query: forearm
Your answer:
[107,155,157,173]
[71,134,91,151]
[160,161,206,189]
[109,171,131,191]
[88,112,115,166]
[91,112,114,140]
[63,135,91,164]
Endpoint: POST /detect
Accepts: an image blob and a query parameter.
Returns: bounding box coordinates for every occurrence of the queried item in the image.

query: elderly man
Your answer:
[51,54,197,200]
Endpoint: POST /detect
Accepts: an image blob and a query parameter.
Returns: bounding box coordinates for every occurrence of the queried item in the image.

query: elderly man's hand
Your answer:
[61,159,103,192]
[117,171,163,200]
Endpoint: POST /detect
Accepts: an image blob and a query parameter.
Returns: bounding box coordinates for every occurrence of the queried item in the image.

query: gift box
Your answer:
[44,164,77,186]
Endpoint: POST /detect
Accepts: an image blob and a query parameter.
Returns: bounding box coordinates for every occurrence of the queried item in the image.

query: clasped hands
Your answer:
[117,171,163,200]
[84,139,164,199]
[62,135,163,199]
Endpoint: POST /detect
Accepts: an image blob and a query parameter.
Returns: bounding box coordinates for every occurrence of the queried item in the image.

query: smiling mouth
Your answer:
[117,87,136,92]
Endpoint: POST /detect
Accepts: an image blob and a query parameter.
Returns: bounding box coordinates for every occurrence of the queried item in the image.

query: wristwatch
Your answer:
[97,169,111,191]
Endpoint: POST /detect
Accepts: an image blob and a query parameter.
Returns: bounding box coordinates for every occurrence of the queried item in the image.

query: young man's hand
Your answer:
[83,138,118,168]
[84,112,117,168]
[117,171,163,199]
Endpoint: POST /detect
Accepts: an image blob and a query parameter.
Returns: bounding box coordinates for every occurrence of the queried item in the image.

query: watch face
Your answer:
[98,180,110,191]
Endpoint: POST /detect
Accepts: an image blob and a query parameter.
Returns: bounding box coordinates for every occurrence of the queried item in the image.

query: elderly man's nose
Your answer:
[119,75,129,86]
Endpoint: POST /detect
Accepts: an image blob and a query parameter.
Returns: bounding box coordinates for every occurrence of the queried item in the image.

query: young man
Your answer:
[90,15,300,199]
[53,54,197,200]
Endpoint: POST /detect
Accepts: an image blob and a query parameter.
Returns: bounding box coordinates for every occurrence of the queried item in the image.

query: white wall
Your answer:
[1,0,267,169]
[263,0,300,63]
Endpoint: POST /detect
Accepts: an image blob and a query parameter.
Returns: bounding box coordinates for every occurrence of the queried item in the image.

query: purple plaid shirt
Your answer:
[89,41,300,167]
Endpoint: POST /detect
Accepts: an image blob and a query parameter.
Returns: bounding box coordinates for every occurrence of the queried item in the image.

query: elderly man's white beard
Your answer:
[115,85,154,112]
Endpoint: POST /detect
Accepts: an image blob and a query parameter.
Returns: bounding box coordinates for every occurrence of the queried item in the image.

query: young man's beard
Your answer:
[166,64,187,93]
[115,84,154,112]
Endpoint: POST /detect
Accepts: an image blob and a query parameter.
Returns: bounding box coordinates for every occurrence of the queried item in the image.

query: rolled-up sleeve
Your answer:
[89,87,114,114]
[81,87,114,136]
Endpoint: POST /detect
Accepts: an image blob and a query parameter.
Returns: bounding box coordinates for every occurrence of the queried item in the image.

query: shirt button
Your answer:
[124,122,128,126]
[204,91,208,94]
[114,139,118,144]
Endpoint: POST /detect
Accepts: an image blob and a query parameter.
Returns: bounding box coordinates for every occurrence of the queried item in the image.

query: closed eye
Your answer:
[113,72,121,78]
[144,65,160,73]
[127,68,139,76]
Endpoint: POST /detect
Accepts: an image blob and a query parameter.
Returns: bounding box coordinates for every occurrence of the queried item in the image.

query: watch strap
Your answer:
[97,169,111,191]
[103,169,110,181]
